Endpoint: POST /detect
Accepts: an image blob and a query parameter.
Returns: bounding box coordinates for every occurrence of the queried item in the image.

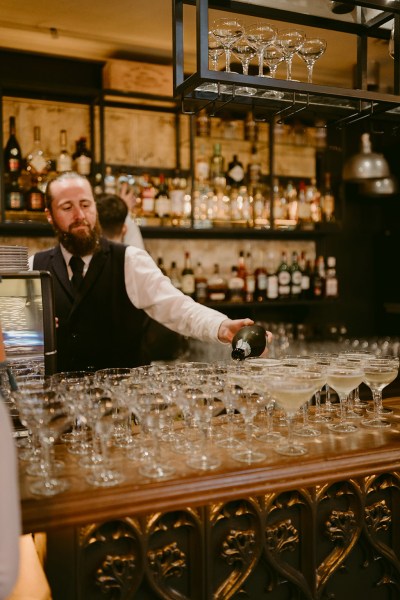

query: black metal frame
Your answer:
[173,0,400,123]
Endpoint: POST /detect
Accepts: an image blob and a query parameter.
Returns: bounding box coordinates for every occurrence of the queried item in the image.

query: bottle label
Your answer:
[7,191,24,210]
[8,158,20,172]
[76,155,92,175]
[195,282,208,302]
[236,339,251,357]
[326,279,338,297]
[57,154,72,173]
[196,160,210,182]
[155,196,171,217]
[181,274,195,295]
[228,165,244,183]
[257,273,267,291]
[278,271,290,285]
[301,275,310,291]
[29,155,47,174]
[142,197,155,214]
[267,275,278,299]
[28,192,44,211]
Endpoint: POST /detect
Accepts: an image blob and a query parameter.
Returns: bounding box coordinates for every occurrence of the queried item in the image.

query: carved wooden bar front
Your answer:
[21,399,400,599]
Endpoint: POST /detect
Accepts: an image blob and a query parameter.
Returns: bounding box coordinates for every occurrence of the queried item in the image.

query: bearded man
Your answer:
[31,172,265,372]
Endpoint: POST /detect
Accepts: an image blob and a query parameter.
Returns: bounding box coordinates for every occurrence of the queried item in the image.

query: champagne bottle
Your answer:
[4,116,22,174]
[231,324,267,361]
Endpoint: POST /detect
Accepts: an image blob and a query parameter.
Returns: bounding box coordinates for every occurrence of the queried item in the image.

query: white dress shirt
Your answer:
[29,244,227,344]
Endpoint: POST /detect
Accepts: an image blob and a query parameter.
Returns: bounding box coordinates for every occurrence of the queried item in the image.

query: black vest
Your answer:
[33,238,147,372]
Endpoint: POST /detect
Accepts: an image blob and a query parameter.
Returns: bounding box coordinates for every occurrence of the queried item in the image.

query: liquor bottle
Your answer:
[237,250,247,282]
[5,175,25,211]
[140,173,156,220]
[312,256,326,298]
[290,251,302,298]
[4,116,22,174]
[210,143,225,189]
[195,144,210,184]
[196,109,211,137]
[194,262,208,303]
[154,173,171,222]
[244,111,258,142]
[104,166,116,193]
[56,129,72,173]
[228,266,245,302]
[93,172,103,194]
[254,254,268,302]
[226,154,245,188]
[181,251,195,297]
[297,181,312,228]
[231,324,266,361]
[325,256,339,298]
[244,252,255,303]
[277,251,291,299]
[247,145,262,192]
[169,261,182,290]
[26,126,50,179]
[26,178,45,211]
[321,172,335,222]
[207,264,228,302]
[299,251,312,299]
[73,137,92,176]
[266,266,279,300]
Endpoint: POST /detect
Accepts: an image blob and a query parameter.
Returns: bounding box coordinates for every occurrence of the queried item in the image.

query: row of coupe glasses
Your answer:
[203,18,327,98]
[10,351,399,496]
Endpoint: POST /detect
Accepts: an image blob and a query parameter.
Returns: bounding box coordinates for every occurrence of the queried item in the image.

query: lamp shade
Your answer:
[359,176,398,196]
[342,133,391,181]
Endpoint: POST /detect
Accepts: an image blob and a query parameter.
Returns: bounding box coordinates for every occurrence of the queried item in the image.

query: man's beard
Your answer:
[52,217,102,256]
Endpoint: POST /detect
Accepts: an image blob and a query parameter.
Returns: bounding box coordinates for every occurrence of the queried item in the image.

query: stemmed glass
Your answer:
[211,17,244,73]
[95,368,133,448]
[267,370,323,456]
[186,389,222,471]
[261,45,285,98]
[85,394,125,487]
[246,22,277,77]
[196,32,227,93]
[326,363,365,433]
[231,37,258,95]
[297,38,327,83]
[276,29,305,80]
[361,358,399,429]
[16,388,71,496]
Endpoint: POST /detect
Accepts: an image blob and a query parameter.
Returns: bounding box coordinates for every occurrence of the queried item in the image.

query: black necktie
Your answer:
[69,256,85,291]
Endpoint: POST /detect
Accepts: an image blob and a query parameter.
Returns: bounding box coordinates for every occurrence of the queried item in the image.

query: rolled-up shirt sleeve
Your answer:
[124,246,227,343]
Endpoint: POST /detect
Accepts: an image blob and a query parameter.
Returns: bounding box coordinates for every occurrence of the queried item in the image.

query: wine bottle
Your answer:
[226,154,245,188]
[56,129,72,173]
[5,175,25,211]
[231,324,267,361]
[194,262,208,303]
[4,116,22,174]
[181,251,195,297]
[277,251,291,299]
[73,137,92,176]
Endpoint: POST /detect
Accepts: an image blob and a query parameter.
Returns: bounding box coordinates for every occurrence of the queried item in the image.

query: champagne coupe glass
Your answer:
[297,38,327,83]
[326,363,365,433]
[231,37,258,96]
[294,364,326,437]
[52,370,92,452]
[267,370,323,456]
[246,22,277,77]
[17,389,71,496]
[85,394,125,487]
[276,29,305,80]
[361,358,399,429]
[211,17,244,73]
[261,45,285,98]
[196,32,229,93]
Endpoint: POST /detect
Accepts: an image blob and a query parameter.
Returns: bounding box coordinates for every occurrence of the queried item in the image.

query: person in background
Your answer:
[100,187,145,249]
[96,192,186,362]
[30,171,270,372]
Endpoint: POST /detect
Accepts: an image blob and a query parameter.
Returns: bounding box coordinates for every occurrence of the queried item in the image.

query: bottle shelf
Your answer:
[205,299,339,310]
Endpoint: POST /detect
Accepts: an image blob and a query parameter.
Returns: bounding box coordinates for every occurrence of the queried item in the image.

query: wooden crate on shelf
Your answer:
[103,59,173,96]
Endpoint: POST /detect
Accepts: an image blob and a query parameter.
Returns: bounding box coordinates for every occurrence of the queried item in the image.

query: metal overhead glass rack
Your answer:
[173,0,400,126]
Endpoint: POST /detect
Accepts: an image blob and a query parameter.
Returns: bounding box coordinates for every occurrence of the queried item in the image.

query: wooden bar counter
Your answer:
[19,398,400,599]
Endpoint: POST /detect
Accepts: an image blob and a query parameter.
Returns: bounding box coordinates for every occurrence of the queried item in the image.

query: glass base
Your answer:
[86,469,124,487]
[232,448,266,464]
[236,86,257,96]
[366,405,393,415]
[361,417,391,429]
[261,89,284,99]
[294,426,321,438]
[328,422,357,433]
[139,463,175,480]
[26,459,64,477]
[275,442,307,456]
[30,477,70,497]
[195,82,231,94]
[254,431,282,443]
[187,453,221,471]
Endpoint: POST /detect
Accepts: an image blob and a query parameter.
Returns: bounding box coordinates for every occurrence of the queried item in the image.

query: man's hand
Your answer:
[217,318,273,346]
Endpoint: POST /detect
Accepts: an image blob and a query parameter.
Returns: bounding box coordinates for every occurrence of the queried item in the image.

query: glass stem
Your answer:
[225,49,232,72]
[307,63,314,84]
[338,393,348,423]
[258,50,264,76]
[286,57,293,80]
[286,414,295,449]
[373,389,383,416]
